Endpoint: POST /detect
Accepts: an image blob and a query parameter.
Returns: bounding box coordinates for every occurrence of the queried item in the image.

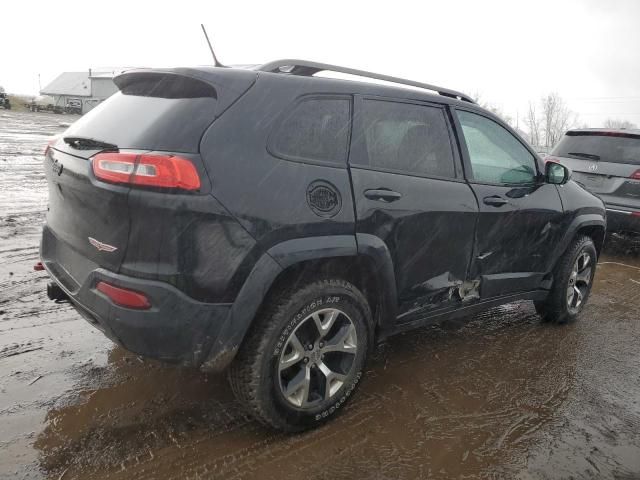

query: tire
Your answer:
[228,278,371,431]
[535,235,597,324]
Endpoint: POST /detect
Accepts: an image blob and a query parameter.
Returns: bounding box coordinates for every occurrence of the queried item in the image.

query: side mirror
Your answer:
[546,161,571,185]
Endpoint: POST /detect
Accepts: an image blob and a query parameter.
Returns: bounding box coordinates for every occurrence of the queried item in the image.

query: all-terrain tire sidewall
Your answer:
[229,279,371,432]
[545,236,597,324]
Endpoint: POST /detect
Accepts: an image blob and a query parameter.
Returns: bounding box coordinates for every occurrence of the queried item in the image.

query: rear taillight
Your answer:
[92,152,201,191]
[96,281,151,309]
[630,169,640,180]
[632,212,640,218]
[44,136,58,156]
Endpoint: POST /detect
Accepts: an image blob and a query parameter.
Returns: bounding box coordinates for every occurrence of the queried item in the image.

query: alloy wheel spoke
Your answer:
[576,267,592,285]
[323,323,357,354]
[567,285,575,304]
[279,333,306,372]
[317,360,347,400]
[574,285,583,306]
[284,366,311,407]
[312,309,340,338]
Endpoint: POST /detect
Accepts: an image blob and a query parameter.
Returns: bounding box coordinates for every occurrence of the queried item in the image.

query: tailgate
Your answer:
[42,147,131,287]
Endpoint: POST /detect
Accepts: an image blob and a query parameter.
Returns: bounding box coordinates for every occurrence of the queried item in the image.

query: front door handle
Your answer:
[364,189,403,202]
[483,195,509,207]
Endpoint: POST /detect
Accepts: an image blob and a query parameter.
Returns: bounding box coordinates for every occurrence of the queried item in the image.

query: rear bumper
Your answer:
[605,207,640,233]
[42,248,232,368]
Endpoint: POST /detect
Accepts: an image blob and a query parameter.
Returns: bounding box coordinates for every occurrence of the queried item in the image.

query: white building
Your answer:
[40,69,127,114]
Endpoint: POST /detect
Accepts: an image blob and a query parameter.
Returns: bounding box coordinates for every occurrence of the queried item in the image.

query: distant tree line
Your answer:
[474,92,637,150]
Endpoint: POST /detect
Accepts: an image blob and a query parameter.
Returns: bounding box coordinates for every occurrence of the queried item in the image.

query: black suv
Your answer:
[41,60,606,431]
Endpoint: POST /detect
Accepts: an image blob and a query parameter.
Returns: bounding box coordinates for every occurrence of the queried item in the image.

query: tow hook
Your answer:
[47,282,69,302]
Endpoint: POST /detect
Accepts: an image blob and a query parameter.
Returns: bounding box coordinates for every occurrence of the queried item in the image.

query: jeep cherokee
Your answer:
[40,60,606,431]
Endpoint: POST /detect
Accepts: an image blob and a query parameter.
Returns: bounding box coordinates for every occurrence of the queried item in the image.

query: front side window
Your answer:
[270,97,351,164]
[360,100,455,178]
[457,110,537,184]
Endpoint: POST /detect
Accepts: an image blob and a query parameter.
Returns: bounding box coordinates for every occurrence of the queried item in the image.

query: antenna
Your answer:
[201,24,225,67]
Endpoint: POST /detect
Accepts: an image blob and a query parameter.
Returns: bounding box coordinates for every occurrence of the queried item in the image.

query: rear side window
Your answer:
[62,73,218,153]
[270,97,351,165]
[552,131,640,165]
[359,100,455,178]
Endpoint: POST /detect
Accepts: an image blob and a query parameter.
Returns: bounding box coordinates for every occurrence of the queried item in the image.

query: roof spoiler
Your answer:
[257,59,474,103]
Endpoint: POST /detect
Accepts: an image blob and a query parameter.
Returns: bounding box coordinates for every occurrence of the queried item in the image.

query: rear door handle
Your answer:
[483,195,509,207]
[364,189,403,202]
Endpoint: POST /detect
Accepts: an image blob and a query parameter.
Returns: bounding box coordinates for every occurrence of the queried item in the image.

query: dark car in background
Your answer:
[549,128,640,233]
[40,60,606,431]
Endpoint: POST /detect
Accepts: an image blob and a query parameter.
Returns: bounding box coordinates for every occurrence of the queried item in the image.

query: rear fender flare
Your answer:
[202,235,359,372]
[356,233,398,332]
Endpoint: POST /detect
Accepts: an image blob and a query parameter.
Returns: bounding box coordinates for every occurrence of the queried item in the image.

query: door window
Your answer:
[360,100,455,178]
[457,110,537,184]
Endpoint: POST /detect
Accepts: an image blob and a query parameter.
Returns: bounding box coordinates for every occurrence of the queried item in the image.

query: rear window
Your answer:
[359,100,455,178]
[269,97,351,165]
[552,131,640,165]
[62,73,218,153]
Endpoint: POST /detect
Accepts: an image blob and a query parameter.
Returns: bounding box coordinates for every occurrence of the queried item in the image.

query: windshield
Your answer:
[552,131,640,165]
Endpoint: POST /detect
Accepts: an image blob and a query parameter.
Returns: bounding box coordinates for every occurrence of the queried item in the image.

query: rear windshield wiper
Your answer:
[567,152,601,161]
[63,136,118,151]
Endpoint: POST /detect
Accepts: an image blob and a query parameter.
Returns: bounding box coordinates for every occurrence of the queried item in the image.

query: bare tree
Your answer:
[471,92,515,127]
[541,93,575,148]
[524,102,542,148]
[603,118,637,129]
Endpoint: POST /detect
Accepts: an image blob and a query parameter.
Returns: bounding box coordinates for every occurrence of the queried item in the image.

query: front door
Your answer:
[349,96,478,320]
[454,109,565,298]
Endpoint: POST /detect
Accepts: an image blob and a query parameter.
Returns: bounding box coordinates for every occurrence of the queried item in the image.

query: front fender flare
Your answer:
[551,213,606,269]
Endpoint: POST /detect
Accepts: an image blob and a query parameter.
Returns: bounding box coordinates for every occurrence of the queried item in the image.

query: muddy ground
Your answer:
[1,109,639,479]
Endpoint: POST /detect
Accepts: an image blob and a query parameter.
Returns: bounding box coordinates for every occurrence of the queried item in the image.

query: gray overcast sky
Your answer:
[2,0,640,128]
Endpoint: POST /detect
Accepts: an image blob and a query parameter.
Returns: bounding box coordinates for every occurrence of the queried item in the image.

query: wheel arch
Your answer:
[552,214,606,271]
[200,235,398,372]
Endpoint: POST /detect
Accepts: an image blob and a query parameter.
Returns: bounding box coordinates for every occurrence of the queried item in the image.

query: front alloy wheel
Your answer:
[566,251,593,315]
[535,235,597,324]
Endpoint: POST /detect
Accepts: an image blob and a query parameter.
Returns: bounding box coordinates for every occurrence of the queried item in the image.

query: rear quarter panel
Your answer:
[199,74,357,262]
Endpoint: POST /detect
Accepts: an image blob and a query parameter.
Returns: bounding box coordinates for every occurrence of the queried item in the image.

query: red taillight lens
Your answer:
[631,212,640,218]
[92,153,201,191]
[96,281,151,309]
[630,169,640,180]
[45,136,58,155]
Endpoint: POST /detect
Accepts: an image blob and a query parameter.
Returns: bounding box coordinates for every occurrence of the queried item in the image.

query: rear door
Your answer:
[454,109,565,298]
[549,130,640,212]
[349,96,478,320]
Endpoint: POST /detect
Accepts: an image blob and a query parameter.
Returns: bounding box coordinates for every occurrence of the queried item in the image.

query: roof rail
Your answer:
[257,59,474,103]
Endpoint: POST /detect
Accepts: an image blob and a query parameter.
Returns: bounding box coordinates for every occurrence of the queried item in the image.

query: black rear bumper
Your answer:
[606,207,640,233]
[49,265,231,367]
[41,228,233,367]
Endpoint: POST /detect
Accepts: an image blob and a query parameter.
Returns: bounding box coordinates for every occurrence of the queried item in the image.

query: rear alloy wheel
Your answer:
[535,235,597,323]
[278,308,358,408]
[228,279,371,431]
